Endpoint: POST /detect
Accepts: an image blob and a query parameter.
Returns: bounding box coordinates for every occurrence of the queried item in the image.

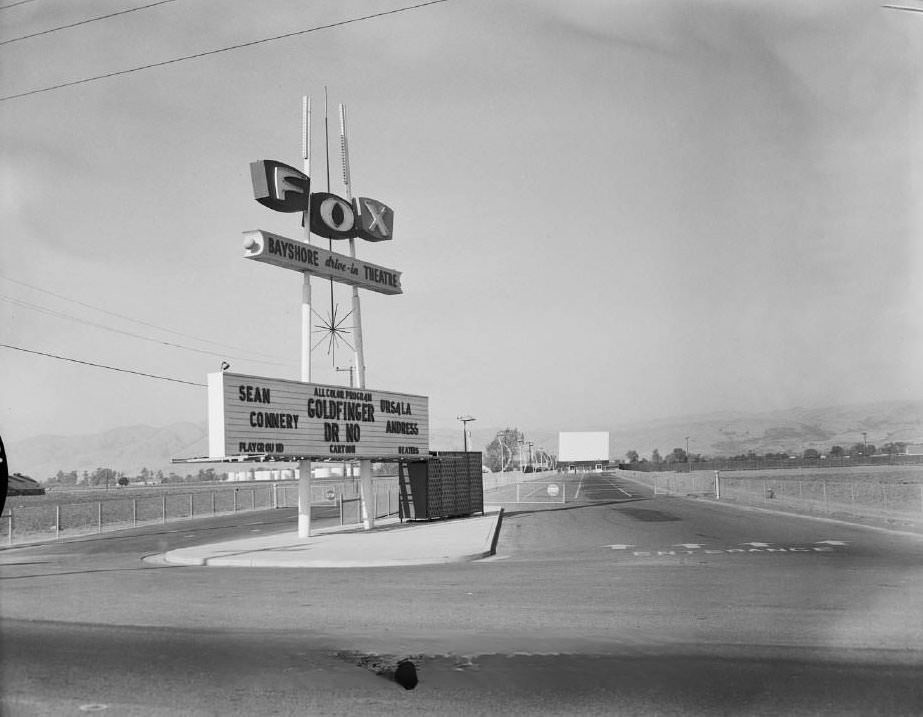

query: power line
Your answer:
[882,4,923,11]
[0,293,289,366]
[0,0,180,47]
[0,0,39,10]
[0,0,451,102]
[0,273,286,362]
[0,343,205,387]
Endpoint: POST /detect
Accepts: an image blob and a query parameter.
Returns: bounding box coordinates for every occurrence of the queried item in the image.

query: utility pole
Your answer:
[457,415,476,452]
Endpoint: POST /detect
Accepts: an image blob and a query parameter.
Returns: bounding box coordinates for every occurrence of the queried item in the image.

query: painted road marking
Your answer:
[601,541,848,557]
[573,475,584,501]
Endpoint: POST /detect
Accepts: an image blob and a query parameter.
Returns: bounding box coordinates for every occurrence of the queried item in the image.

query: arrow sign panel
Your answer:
[243,229,402,295]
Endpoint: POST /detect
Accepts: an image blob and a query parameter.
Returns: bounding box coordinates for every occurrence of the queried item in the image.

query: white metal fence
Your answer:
[622,470,923,521]
[1,478,402,545]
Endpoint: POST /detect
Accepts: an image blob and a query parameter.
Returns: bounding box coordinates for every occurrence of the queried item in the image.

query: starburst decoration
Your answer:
[313,302,354,365]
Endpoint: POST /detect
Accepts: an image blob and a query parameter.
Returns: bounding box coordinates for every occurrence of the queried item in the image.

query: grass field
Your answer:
[713,464,923,484]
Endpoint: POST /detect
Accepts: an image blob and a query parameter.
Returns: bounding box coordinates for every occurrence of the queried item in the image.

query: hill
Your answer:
[6,400,922,481]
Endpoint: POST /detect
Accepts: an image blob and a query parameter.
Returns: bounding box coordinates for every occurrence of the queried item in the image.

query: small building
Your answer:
[8,472,45,496]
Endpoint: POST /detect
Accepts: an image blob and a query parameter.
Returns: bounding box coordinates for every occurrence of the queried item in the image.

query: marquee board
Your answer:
[208,372,428,460]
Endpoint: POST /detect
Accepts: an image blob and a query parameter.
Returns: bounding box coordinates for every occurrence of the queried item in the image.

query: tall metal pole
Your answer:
[298,95,314,539]
[339,102,372,528]
[300,95,313,384]
[339,103,367,390]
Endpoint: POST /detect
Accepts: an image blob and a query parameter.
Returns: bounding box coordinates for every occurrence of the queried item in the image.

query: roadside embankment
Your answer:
[618,466,923,535]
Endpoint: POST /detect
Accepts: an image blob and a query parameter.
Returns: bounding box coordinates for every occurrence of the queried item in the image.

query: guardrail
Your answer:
[0,478,401,546]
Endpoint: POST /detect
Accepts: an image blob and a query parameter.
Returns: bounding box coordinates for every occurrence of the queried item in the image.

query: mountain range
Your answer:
[6,400,922,481]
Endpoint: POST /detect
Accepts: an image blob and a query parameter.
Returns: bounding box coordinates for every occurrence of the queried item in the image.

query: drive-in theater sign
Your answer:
[181,97,445,537]
[209,373,428,460]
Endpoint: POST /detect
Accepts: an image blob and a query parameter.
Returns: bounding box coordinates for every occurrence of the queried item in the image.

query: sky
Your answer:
[1,0,921,446]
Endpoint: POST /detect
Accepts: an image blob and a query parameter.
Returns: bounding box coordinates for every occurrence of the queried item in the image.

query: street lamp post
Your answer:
[457,415,476,452]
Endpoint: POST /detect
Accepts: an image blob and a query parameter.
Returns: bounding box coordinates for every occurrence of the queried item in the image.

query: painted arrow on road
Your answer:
[603,545,635,550]
[740,542,773,548]
[815,540,849,546]
[673,544,707,549]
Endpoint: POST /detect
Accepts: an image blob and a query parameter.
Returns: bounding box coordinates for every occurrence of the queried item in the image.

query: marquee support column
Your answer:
[359,459,375,530]
[298,459,312,538]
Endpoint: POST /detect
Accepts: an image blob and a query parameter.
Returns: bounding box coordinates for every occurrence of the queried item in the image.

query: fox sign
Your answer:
[250,159,393,242]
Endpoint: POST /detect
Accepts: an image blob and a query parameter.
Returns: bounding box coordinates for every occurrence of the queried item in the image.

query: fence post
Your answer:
[251,489,255,510]
[7,509,13,545]
[822,481,828,513]
[233,489,238,512]
[339,493,344,525]
[516,482,520,503]
[98,502,103,533]
[55,505,60,539]
[162,495,167,524]
[132,499,137,527]
[374,490,378,520]
[212,491,216,515]
[189,494,194,517]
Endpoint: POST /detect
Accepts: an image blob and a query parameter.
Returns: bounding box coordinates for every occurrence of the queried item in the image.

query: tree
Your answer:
[850,442,876,457]
[117,476,129,487]
[625,450,639,464]
[667,448,687,464]
[803,448,820,459]
[829,445,845,458]
[651,449,662,464]
[484,428,524,472]
[881,442,907,456]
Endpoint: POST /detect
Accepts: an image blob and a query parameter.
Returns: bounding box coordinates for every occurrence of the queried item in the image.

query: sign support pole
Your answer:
[298,95,313,538]
[341,104,373,529]
[339,104,367,390]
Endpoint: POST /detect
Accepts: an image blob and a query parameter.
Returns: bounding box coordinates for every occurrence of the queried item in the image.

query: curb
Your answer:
[158,509,506,569]
[489,507,504,555]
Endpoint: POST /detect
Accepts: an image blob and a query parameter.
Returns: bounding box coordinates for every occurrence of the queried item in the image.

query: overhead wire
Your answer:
[0,343,206,387]
[0,274,286,362]
[0,293,290,366]
[0,0,180,46]
[0,0,451,102]
[0,0,39,10]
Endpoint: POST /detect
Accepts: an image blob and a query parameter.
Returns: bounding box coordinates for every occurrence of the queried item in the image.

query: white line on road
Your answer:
[573,475,584,501]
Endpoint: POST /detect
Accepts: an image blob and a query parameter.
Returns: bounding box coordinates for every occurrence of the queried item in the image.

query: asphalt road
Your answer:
[2,472,922,715]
